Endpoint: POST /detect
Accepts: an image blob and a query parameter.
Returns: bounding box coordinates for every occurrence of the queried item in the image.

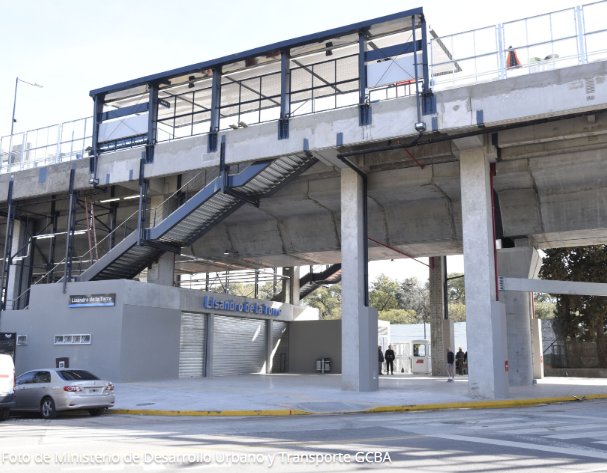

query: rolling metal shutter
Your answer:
[179,312,207,378]
[212,315,266,376]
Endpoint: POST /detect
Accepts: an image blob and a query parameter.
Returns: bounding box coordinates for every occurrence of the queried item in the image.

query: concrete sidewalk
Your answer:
[110,374,607,416]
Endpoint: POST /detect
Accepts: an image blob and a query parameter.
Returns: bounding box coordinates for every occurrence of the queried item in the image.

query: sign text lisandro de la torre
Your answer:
[202,295,281,316]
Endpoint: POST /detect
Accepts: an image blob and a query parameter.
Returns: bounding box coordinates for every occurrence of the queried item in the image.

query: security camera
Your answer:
[415,122,426,133]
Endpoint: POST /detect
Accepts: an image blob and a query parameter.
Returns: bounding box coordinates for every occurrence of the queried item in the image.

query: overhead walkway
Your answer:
[79,153,317,281]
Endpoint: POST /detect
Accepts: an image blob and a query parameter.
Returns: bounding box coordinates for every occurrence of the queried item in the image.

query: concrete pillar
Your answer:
[265,319,273,374]
[147,252,175,286]
[458,140,509,399]
[531,318,544,379]
[497,242,541,386]
[340,167,378,392]
[281,267,300,304]
[429,256,454,376]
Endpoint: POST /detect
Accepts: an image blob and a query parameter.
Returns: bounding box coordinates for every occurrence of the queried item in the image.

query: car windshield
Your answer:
[56,370,99,381]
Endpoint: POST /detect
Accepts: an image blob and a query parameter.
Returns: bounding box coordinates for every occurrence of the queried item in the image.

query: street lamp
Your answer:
[10,76,43,135]
[7,77,43,165]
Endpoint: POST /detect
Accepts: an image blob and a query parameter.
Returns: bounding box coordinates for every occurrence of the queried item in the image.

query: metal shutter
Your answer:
[179,312,207,378]
[212,316,266,376]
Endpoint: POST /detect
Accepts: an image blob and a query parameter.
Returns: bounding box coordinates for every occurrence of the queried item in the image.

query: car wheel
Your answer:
[40,397,57,419]
[88,408,106,417]
[0,408,9,421]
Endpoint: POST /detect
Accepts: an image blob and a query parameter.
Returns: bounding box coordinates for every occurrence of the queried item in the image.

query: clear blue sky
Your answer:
[0,0,583,137]
[0,0,581,281]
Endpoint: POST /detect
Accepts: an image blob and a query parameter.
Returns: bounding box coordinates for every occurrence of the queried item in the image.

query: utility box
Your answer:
[315,358,332,373]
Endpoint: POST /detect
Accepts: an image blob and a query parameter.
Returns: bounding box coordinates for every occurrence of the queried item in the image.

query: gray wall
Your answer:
[288,320,341,373]
[1,280,125,381]
[0,279,310,382]
[120,305,181,381]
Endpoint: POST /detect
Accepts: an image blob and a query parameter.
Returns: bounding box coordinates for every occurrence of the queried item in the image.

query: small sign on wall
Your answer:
[69,294,116,308]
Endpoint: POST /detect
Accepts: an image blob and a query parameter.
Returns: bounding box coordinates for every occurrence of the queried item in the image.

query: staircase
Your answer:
[78,153,317,281]
[299,264,343,299]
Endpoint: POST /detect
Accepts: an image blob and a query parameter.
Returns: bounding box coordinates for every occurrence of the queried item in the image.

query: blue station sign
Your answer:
[202,295,281,316]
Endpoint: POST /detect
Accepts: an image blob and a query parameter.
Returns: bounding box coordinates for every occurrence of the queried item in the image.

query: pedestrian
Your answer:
[378,346,384,375]
[456,347,465,375]
[385,345,395,375]
[446,348,455,382]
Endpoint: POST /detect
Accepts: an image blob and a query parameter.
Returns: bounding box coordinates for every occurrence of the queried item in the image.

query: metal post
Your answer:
[575,6,588,65]
[47,197,58,282]
[137,156,148,245]
[0,179,15,311]
[208,66,222,152]
[278,50,291,140]
[358,31,371,126]
[63,169,76,293]
[496,24,506,80]
[146,83,159,163]
[89,94,104,185]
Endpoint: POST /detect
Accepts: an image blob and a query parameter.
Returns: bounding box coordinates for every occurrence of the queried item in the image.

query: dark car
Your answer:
[14,369,115,419]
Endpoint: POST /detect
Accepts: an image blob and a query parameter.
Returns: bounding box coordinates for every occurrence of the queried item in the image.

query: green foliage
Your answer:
[369,275,402,311]
[378,309,418,324]
[303,285,342,319]
[447,273,465,304]
[534,300,556,319]
[540,245,607,365]
[447,303,466,322]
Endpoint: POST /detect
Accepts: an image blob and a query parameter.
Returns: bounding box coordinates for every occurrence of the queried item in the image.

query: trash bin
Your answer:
[315,357,332,373]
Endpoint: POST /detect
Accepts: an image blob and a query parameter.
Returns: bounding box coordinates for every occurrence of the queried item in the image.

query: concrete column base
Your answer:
[468,301,509,399]
[341,306,379,392]
[498,245,540,386]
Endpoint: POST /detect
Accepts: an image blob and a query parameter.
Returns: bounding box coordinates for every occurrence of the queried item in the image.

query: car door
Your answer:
[14,371,36,409]
[15,371,51,410]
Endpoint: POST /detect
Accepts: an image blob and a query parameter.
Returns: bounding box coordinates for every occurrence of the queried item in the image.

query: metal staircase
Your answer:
[299,264,342,299]
[79,153,317,281]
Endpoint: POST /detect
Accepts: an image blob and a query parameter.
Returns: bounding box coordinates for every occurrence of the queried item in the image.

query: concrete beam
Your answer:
[499,276,607,296]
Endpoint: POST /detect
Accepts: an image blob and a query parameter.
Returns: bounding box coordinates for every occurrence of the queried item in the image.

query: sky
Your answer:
[0,0,583,281]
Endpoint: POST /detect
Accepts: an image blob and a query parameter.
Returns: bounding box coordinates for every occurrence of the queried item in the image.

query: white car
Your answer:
[14,369,115,419]
[0,354,15,421]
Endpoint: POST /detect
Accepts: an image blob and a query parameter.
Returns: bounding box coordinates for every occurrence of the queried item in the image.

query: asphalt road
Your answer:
[2,400,607,472]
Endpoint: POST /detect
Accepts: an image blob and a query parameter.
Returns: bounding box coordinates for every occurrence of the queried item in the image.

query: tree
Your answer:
[369,275,401,311]
[540,246,607,366]
[303,285,342,319]
[398,277,429,323]
[447,273,465,304]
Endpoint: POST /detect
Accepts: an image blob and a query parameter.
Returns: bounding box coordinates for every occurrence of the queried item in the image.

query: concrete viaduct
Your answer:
[1,6,607,398]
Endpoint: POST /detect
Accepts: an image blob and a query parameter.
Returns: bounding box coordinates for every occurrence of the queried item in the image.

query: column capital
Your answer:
[452,135,497,162]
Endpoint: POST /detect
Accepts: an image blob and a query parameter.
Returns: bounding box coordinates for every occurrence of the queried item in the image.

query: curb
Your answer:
[110,408,310,417]
[110,393,607,417]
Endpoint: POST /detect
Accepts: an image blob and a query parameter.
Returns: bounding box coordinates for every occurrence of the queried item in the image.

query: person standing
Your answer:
[455,347,465,375]
[384,345,395,375]
[446,348,455,382]
[378,346,385,375]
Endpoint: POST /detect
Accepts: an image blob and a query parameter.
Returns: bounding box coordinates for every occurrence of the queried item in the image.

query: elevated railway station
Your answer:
[1,3,607,398]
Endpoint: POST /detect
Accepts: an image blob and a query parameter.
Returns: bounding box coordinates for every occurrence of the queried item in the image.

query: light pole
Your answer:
[7,77,43,165]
